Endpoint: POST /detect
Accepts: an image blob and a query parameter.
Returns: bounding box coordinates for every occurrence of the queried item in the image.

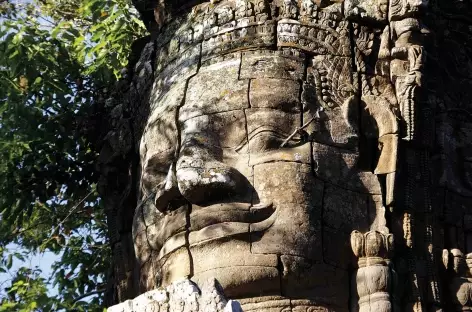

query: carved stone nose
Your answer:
[176,154,246,205]
[174,133,250,205]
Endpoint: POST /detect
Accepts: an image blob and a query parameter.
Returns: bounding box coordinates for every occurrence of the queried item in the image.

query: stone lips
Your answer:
[155,202,277,260]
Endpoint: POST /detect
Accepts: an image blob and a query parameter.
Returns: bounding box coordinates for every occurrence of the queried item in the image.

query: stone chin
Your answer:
[155,202,283,300]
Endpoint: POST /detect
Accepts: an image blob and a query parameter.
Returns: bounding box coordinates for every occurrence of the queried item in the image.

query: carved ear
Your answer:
[342,95,360,134]
[361,95,399,175]
[357,96,399,206]
[362,96,398,138]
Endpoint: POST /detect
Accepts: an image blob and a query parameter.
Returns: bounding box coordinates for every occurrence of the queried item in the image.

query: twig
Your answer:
[51,189,95,234]
[280,115,318,148]
[72,289,106,303]
[39,190,95,249]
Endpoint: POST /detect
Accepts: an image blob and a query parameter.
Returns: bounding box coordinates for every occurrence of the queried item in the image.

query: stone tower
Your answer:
[97,0,472,311]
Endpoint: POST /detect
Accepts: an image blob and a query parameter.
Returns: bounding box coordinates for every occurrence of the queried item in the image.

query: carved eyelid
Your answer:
[234,128,284,152]
[142,149,176,174]
[248,126,293,140]
[235,127,305,153]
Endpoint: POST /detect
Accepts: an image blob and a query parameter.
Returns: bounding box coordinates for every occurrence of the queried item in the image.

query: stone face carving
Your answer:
[130,1,397,310]
[99,0,472,311]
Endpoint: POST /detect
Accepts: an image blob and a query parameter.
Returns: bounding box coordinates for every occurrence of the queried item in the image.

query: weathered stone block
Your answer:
[109,279,245,312]
[159,247,192,287]
[240,296,291,312]
[139,255,160,293]
[280,255,349,306]
[322,227,352,269]
[249,78,301,112]
[192,266,281,299]
[344,0,388,23]
[306,107,359,150]
[146,205,188,251]
[251,162,323,260]
[312,142,382,194]
[190,240,278,275]
[134,229,151,265]
[245,108,302,153]
[181,58,249,121]
[140,105,179,164]
[180,110,248,150]
[322,184,370,231]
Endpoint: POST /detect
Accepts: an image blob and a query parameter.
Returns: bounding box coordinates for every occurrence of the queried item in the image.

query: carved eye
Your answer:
[249,131,284,152]
[141,149,176,195]
[247,127,302,153]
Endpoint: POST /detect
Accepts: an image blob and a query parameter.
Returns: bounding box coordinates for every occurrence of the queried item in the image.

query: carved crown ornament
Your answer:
[132,0,429,29]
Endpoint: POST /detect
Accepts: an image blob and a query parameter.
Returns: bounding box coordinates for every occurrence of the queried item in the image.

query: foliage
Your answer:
[0,0,146,310]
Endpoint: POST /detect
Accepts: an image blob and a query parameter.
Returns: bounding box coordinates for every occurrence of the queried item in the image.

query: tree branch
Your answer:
[73,288,105,303]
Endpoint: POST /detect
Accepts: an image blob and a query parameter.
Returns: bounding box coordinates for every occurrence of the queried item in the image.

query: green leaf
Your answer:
[8,50,20,59]
[6,254,12,269]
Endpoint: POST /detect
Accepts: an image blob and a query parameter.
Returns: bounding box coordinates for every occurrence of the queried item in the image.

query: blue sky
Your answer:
[0,244,61,297]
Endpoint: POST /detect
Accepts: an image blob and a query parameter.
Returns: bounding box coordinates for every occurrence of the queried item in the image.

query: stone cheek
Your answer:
[312,142,382,194]
[252,162,323,260]
[323,184,370,232]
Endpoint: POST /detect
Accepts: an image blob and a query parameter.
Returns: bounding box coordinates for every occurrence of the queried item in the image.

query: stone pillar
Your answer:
[351,231,395,312]
[443,249,472,311]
